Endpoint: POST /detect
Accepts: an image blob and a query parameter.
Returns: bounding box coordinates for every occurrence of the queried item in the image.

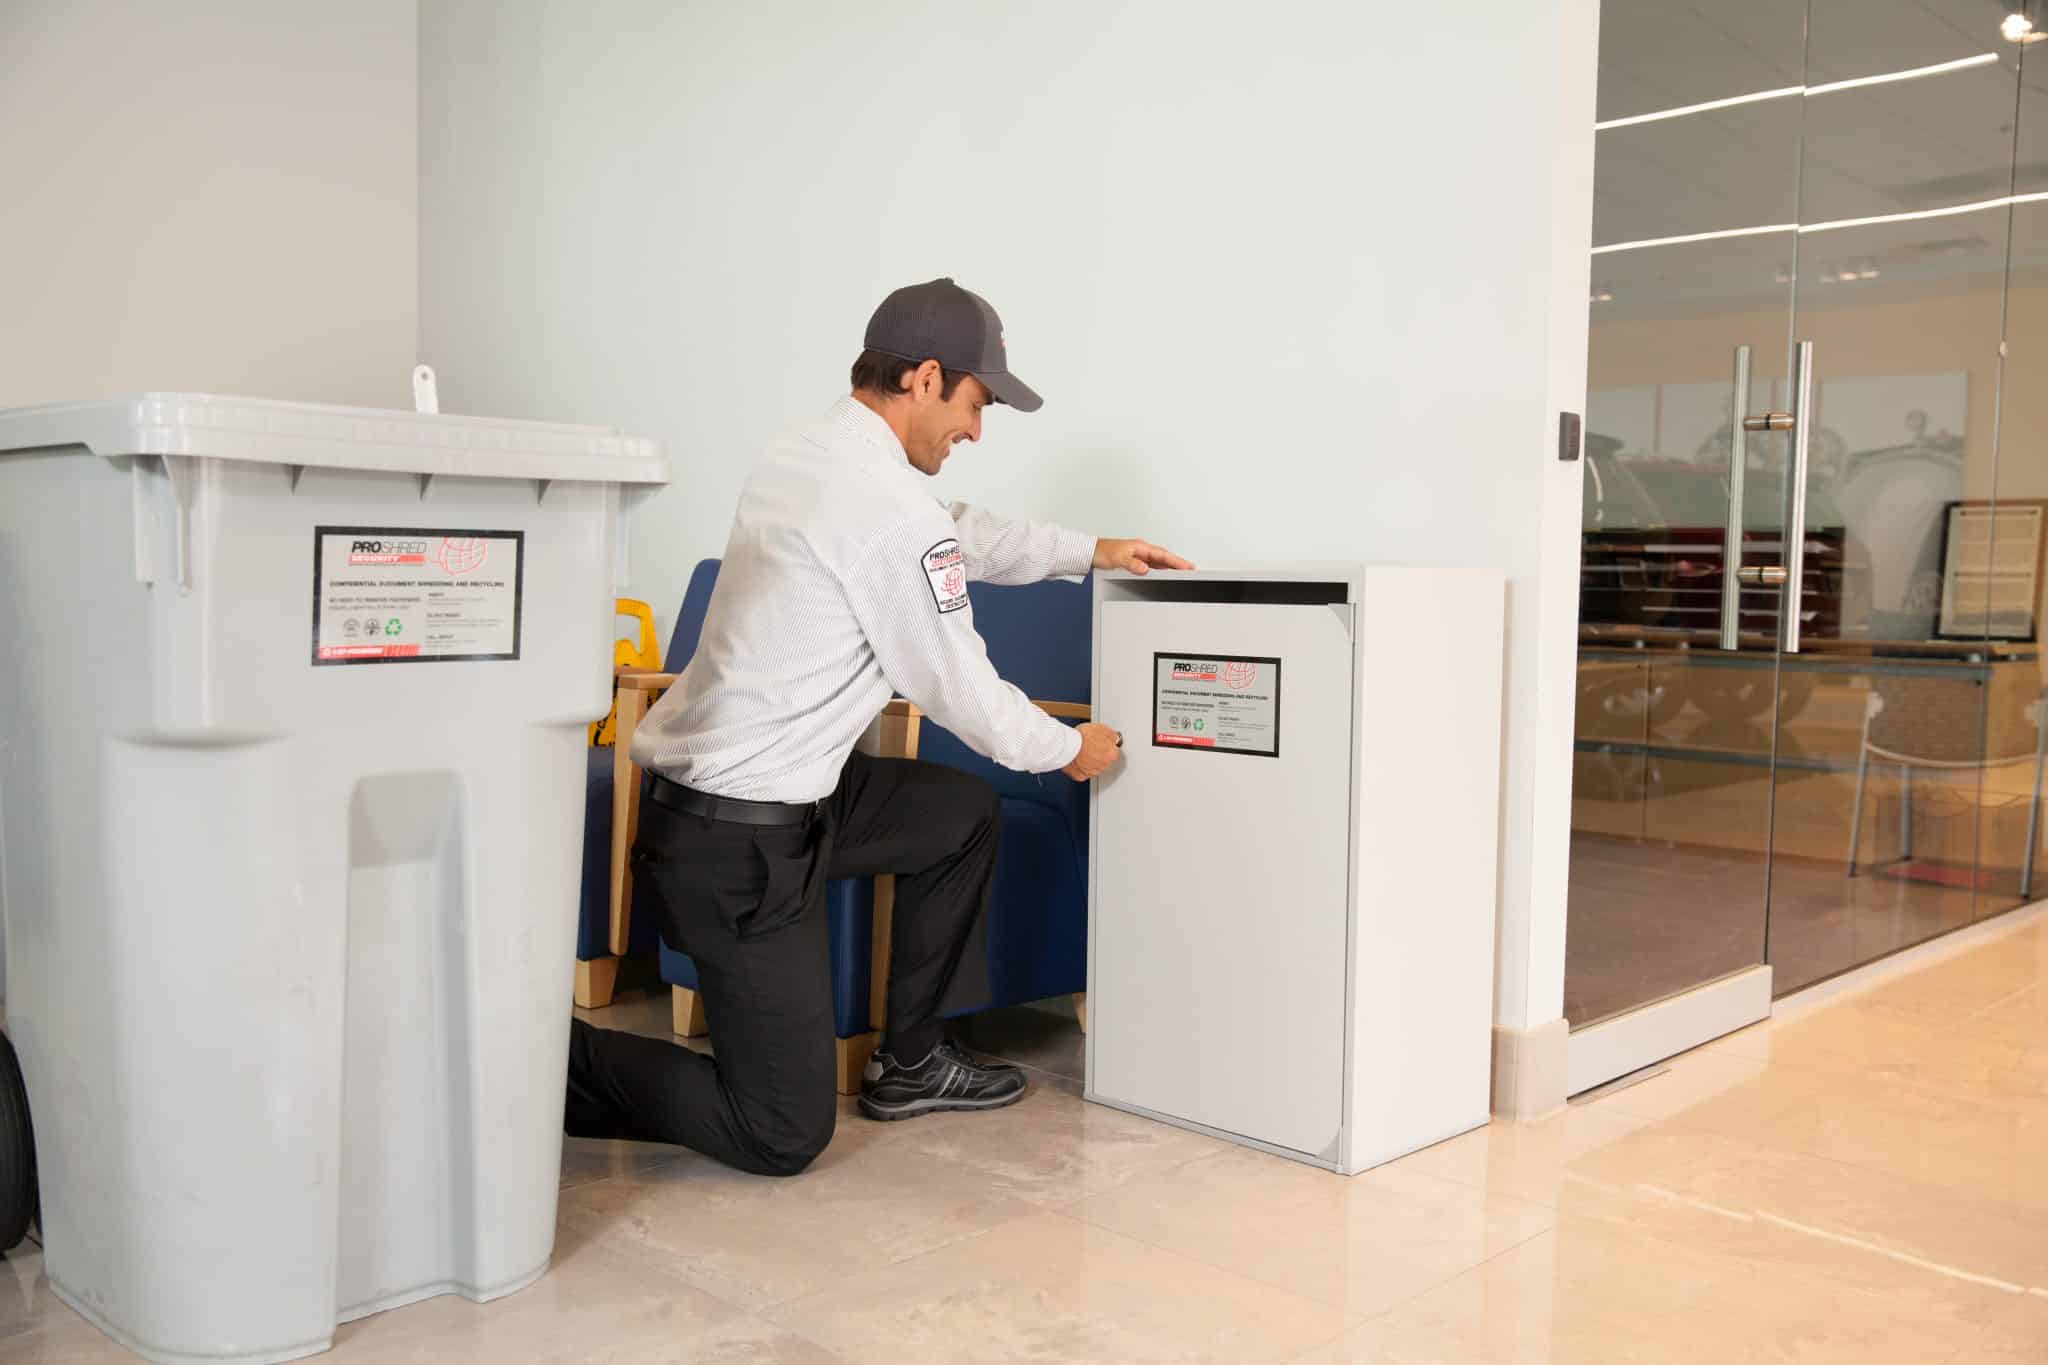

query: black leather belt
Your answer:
[645,772,818,827]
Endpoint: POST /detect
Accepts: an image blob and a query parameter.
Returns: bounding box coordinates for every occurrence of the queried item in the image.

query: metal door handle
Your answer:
[1719,346,1751,651]
[1734,342,1814,653]
[1781,341,1815,654]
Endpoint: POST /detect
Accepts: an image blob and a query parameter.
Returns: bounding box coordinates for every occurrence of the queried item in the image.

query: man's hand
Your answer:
[1093,538,1193,576]
[1062,722,1124,781]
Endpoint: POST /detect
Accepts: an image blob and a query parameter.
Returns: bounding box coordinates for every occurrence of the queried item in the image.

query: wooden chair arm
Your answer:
[878,700,923,761]
[617,668,677,692]
[882,698,1091,721]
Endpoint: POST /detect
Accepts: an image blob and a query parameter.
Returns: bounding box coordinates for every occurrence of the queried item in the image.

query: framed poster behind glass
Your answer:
[1938,500,2048,643]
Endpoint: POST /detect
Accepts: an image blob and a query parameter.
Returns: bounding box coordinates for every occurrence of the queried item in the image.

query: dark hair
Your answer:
[850,349,970,401]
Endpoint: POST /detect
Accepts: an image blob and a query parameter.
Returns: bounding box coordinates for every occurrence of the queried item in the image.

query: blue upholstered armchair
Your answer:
[908,574,1092,1025]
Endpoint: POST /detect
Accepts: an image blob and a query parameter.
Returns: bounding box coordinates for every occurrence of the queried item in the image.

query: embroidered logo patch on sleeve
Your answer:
[923,538,969,614]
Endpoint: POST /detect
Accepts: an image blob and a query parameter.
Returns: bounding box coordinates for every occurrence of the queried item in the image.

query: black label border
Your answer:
[311,525,526,667]
[1150,651,1283,759]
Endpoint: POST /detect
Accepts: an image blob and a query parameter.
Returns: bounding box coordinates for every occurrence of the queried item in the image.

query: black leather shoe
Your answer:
[857,1040,1027,1121]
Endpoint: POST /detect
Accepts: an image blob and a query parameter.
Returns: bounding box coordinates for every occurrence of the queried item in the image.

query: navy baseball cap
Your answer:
[863,278,1043,412]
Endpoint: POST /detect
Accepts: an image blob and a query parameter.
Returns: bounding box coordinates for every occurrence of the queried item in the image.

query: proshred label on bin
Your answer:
[1152,653,1282,757]
[312,528,524,665]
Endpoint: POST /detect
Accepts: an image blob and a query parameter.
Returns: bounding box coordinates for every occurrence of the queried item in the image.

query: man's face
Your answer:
[903,371,990,476]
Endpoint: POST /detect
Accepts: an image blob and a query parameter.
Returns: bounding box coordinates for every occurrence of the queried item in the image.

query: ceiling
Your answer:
[1592,0,2048,315]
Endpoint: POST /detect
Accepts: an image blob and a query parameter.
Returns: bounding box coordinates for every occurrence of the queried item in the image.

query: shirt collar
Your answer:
[828,395,910,466]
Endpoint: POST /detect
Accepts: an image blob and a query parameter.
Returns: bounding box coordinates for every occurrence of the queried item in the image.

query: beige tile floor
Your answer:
[6,916,2048,1363]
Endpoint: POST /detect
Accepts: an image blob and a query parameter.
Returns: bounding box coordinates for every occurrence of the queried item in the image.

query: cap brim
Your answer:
[976,370,1043,413]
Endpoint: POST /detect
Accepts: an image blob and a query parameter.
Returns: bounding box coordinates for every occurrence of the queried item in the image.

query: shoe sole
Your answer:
[856,1087,1027,1122]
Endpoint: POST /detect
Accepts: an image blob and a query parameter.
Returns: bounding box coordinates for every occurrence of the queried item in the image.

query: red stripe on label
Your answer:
[319,644,423,659]
[1155,734,1216,747]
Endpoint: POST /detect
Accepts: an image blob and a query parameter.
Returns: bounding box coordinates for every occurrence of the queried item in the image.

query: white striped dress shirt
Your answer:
[632,397,1093,802]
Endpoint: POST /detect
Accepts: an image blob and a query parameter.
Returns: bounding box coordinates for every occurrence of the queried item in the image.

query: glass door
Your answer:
[1766,1,2023,994]
[1985,22,2048,927]
[1569,0,2037,1069]
[1568,3,1806,1030]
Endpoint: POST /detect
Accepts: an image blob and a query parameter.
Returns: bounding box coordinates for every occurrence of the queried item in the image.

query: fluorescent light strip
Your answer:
[1799,189,2048,235]
[1803,50,2000,96]
[1596,51,1999,132]
[1591,223,1797,255]
[1595,86,1803,132]
[1594,190,2048,255]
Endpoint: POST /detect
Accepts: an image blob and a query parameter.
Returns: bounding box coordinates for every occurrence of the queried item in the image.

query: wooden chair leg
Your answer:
[574,957,618,1010]
[835,1032,879,1095]
[671,985,708,1038]
[1072,992,1088,1033]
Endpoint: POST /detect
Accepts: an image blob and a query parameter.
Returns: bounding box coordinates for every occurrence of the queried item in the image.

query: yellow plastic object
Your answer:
[591,598,662,747]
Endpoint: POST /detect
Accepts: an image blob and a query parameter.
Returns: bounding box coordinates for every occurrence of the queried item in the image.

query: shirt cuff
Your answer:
[1054,527,1098,579]
[1052,721,1084,773]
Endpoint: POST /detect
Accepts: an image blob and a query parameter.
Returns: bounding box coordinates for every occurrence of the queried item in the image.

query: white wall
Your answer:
[419,0,1598,1036]
[0,1,419,997]
[0,0,419,409]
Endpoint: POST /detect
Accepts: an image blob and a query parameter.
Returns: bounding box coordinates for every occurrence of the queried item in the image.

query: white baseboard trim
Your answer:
[1491,1016,1569,1122]
[1567,965,1772,1097]
[1772,898,2048,1019]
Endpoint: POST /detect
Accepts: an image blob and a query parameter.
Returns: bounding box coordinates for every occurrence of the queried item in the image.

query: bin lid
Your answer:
[0,393,668,484]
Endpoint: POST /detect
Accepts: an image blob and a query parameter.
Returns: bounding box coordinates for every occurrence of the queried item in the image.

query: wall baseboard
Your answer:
[1491,1015,1569,1122]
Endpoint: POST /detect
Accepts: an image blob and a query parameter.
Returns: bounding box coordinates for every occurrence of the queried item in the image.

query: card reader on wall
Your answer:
[1084,566,1506,1174]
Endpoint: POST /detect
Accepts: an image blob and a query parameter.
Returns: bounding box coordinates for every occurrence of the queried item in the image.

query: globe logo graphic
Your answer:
[1223,661,1258,690]
[436,537,488,575]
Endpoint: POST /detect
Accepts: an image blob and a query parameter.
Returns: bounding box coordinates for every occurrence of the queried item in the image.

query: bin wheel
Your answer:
[0,1032,36,1252]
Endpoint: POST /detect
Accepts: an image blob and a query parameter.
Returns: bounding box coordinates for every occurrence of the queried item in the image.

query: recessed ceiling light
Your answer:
[2002,12,2041,43]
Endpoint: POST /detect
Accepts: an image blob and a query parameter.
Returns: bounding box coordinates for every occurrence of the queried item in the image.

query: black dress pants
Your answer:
[564,751,1002,1176]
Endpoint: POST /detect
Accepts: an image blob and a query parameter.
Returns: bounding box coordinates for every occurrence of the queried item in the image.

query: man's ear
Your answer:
[911,358,943,401]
